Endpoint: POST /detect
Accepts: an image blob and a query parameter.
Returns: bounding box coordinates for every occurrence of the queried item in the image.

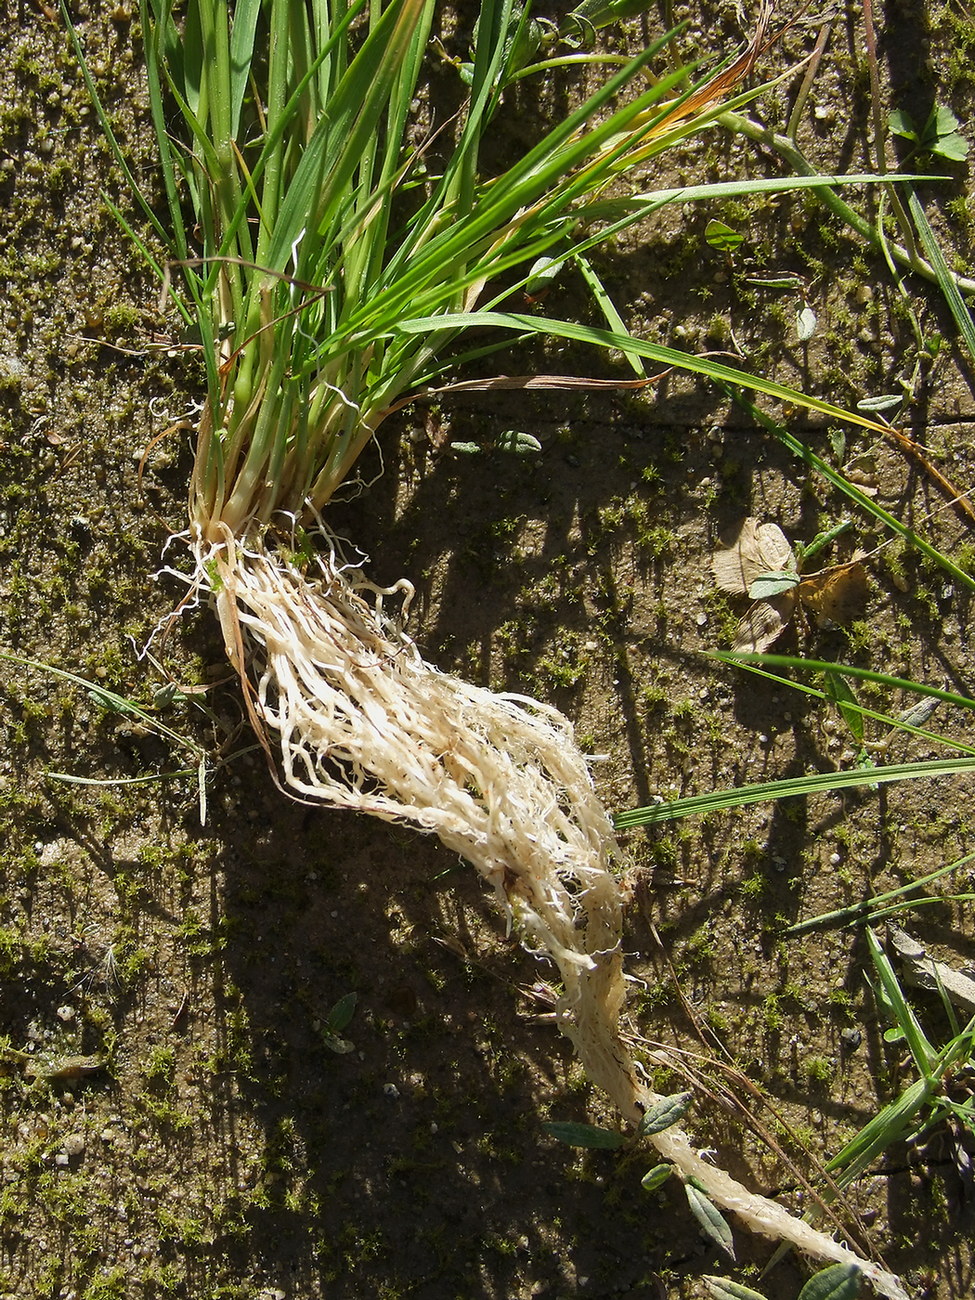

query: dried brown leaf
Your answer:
[797,558,869,626]
[732,591,797,654]
[712,518,796,595]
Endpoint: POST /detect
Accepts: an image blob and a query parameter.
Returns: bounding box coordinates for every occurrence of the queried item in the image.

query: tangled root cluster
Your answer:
[194,523,907,1300]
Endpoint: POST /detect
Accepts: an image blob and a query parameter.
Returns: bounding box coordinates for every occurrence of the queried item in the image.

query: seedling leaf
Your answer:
[796,303,817,342]
[933,131,969,162]
[933,105,963,136]
[638,1090,694,1135]
[747,571,801,600]
[823,671,864,746]
[685,1183,736,1259]
[326,992,358,1033]
[321,991,358,1054]
[888,108,918,142]
[856,394,903,412]
[797,1261,862,1300]
[525,255,566,294]
[705,218,744,252]
[496,430,543,454]
[543,1121,625,1149]
[640,1162,674,1191]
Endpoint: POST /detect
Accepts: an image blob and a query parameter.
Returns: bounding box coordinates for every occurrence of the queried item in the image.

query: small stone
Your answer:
[56,1005,75,1022]
[63,1133,85,1158]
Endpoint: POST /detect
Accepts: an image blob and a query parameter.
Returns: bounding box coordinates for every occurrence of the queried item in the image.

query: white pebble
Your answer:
[63,1133,85,1157]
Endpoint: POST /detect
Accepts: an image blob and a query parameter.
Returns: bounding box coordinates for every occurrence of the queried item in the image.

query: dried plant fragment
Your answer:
[732,591,798,654]
[713,520,869,649]
[713,518,799,652]
[712,517,797,595]
[889,928,975,1016]
[797,557,869,627]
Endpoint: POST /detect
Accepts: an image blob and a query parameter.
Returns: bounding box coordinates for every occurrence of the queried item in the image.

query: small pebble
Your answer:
[63,1133,85,1158]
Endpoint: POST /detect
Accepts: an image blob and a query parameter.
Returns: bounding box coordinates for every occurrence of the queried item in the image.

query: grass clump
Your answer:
[62,2,924,1291]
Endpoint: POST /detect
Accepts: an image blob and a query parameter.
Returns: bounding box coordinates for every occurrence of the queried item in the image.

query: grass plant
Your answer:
[64,2,933,1291]
[825,928,975,1193]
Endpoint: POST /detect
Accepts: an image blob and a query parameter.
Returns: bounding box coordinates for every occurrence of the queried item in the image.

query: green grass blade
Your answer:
[228,0,262,136]
[265,0,428,273]
[786,850,975,934]
[574,254,646,378]
[906,189,975,363]
[614,756,975,827]
[710,653,975,756]
[0,650,207,760]
[393,310,895,434]
[825,1076,930,1186]
[720,654,975,715]
[864,927,937,1074]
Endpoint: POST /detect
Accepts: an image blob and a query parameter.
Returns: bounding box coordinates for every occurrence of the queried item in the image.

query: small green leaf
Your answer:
[685,1183,736,1259]
[747,571,800,600]
[932,104,962,137]
[856,393,903,412]
[449,441,482,454]
[933,132,969,161]
[823,671,864,745]
[638,1091,694,1136]
[797,1261,862,1300]
[640,1163,673,1192]
[828,428,846,462]
[796,303,818,342]
[525,256,566,294]
[703,1276,770,1300]
[87,687,138,716]
[326,992,358,1033]
[543,1121,625,1149]
[795,518,852,564]
[321,1031,355,1055]
[888,108,918,141]
[743,273,806,290]
[705,219,744,253]
[496,430,543,455]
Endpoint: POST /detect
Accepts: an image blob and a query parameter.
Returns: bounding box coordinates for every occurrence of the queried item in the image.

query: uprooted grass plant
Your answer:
[66,0,935,1291]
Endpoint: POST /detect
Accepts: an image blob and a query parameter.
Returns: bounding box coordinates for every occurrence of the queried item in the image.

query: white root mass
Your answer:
[196,524,907,1300]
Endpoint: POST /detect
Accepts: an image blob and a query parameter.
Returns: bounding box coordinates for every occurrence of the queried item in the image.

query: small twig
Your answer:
[786,14,835,143]
[877,418,975,529]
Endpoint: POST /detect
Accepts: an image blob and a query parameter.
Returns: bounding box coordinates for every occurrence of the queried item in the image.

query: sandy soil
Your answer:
[1,2,974,1298]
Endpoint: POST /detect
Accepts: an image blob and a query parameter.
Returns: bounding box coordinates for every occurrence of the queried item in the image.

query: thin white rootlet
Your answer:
[195,529,907,1300]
